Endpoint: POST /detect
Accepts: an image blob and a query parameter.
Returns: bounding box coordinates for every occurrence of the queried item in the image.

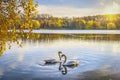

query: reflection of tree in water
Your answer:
[22,33,120,44]
[0,33,120,56]
[0,32,34,56]
[0,32,19,56]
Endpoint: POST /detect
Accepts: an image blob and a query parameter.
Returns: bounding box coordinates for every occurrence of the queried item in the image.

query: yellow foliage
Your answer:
[87,20,93,26]
[30,20,40,28]
[107,22,116,29]
[0,0,37,56]
[80,20,86,24]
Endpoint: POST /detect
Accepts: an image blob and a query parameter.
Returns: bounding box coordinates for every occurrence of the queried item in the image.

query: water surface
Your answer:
[0,33,120,80]
[24,30,120,34]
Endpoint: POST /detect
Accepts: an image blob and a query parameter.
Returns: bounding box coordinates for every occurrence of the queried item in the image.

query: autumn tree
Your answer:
[0,0,39,56]
[107,22,116,30]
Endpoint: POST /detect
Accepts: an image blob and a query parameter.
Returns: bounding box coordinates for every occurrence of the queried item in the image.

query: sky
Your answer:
[35,0,120,17]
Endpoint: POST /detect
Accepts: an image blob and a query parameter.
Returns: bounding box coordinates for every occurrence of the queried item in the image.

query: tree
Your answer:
[79,20,86,29]
[86,20,93,29]
[107,22,116,30]
[31,20,40,29]
[0,0,37,56]
[36,14,120,30]
[92,21,100,29]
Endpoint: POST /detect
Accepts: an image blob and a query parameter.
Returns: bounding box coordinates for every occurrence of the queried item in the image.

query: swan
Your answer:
[44,51,64,64]
[62,55,79,67]
[44,51,79,67]
[63,60,79,67]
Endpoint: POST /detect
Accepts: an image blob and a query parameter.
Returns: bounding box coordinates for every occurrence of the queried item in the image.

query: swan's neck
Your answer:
[62,54,67,64]
[58,52,67,64]
[58,53,62,60]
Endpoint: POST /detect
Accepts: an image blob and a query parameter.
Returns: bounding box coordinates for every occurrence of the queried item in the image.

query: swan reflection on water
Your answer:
[59,62,68,75]
[59,59,79,75]
[43,51,79,75]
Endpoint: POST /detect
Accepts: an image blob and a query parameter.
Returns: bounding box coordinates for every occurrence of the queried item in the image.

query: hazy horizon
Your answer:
[36,0,120,17]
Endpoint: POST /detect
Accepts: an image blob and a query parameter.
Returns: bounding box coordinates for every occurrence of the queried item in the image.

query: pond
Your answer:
[0,32,120,80]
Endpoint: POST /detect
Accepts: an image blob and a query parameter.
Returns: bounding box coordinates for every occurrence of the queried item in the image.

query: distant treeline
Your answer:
[34,14,120,30]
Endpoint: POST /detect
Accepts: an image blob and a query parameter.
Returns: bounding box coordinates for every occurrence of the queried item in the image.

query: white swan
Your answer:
[63,60,79,67]
[44,51,63,64]
[44,51,79,67]
[62,55,79,67]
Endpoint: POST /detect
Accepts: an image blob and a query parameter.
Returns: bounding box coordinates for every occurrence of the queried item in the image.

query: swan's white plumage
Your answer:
[44,59,59,64]
[63,61,79,66]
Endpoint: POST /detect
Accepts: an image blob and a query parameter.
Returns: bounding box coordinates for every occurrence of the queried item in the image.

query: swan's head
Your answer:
[58,51,62,54]
[58,51,63,60]
[58,51,67,63]
[58,51,62,57]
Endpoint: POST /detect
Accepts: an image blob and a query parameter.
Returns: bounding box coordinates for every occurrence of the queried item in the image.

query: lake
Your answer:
[0,30,120,80]
[24,30,120,34]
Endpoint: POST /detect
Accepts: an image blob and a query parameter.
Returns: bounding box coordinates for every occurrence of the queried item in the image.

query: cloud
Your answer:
[103,1,120,14]
[36,0,120,17]
[37,5,105,17]
[99,0,120,7]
